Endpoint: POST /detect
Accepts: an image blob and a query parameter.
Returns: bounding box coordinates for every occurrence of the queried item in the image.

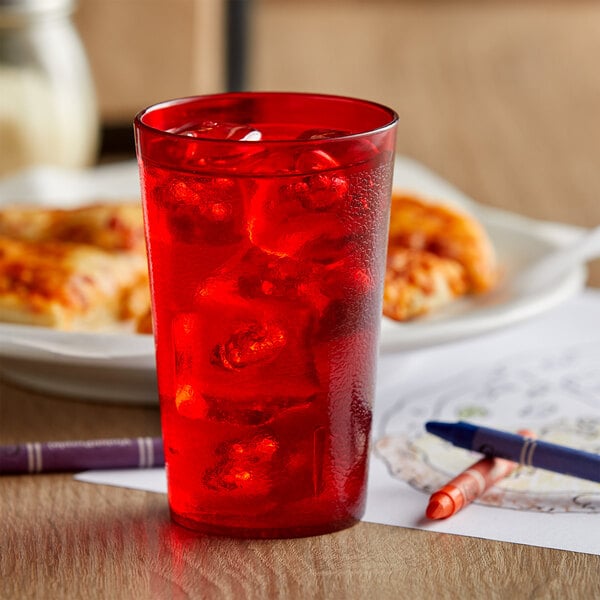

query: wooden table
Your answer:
[2,2,600,598]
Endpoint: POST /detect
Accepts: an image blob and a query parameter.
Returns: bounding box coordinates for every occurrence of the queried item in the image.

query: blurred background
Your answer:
[76,1,600,220]
[2,0,599,283]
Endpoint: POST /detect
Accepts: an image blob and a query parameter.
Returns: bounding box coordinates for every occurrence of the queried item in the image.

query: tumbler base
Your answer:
[170,509,361,539]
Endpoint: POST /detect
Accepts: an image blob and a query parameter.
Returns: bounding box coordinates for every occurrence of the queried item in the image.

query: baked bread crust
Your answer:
[384,193,497,321]
[0,202,150,331]
[0,203,146,253]
[383,247,468,321]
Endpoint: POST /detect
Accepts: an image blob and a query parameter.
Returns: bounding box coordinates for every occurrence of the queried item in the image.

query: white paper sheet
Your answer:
[366,291,600,555]
[76,290,600,555]
[77,468,167,494]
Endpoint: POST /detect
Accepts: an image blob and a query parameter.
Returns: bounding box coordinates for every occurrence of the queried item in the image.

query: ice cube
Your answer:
[212,321,287,370]
[316,254,379,339]
[170,121,262,142]
[204,410,328,503]
[333,138,381,168]
[170,289,321,424]
[236,248,324,302]
[164,122,265,171]
[244,146,358,262]
[296,128,380,171]
[174,383,208,419]
[296,128,349,141]
[229,434,279,459]
[294,148,339,172]
[244,145,339,176]
[299,173,349,211]
[157,175,246,245]
[171,313,210,419]
[247,175,351,262]
[292,149,350,210]
[204,431,279,493]
[320,254,374,300]
[244,133,339,175]
[232,248,332,321]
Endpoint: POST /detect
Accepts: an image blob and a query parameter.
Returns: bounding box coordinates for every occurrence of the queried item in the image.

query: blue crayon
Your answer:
[425,421,600,484]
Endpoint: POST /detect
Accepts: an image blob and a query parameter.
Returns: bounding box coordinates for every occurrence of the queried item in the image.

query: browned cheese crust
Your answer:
[0,202,151,331]
[0,203,146,253]
[384,193,498,321]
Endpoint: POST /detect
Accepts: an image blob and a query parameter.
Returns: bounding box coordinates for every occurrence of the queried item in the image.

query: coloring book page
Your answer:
[365,290,600,555]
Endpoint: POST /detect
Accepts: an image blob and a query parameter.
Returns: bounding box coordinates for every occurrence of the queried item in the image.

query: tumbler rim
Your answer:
[134,91,398,146]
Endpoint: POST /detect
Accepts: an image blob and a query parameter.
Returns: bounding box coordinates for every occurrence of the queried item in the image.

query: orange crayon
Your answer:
[426,429,535,519]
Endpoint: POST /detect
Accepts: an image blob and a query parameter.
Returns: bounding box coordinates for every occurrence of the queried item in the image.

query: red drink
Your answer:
[135,93,397,538]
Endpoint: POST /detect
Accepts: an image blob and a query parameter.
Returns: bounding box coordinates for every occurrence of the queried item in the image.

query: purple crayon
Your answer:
[0,437,164,474]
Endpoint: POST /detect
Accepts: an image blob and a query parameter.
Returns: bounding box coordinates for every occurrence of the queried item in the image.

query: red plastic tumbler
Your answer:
[135,92,398,538]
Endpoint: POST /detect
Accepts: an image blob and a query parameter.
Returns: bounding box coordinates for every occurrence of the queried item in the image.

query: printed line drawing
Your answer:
[375,343,600,513]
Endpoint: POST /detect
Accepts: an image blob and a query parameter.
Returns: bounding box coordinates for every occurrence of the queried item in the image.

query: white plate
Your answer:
[0,158,586,403]
[380,158,586,351]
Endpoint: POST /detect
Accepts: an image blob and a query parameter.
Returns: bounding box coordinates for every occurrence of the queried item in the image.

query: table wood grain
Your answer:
[2,2,600,599]
[2,381,599,599]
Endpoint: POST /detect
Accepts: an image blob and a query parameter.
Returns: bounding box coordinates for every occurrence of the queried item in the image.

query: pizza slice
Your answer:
[0,202,146,253]
[387,193,497,294]
[383,193,498,321]
[383,247,468,321]
[0,235,150,331]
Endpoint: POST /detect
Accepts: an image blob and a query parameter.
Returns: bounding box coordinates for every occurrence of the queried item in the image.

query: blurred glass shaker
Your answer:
[0,0,99,176]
